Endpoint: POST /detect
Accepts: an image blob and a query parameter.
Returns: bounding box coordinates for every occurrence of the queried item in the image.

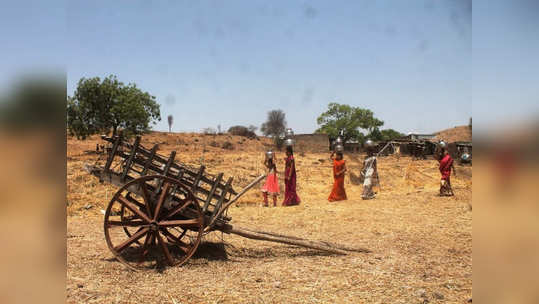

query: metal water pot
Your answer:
[335,144,344,152]
[266,150,274,159]
[285,128,294,138]
[284,138,295,146]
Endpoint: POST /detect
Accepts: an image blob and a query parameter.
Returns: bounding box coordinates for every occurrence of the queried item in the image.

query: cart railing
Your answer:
[98,135,238,222]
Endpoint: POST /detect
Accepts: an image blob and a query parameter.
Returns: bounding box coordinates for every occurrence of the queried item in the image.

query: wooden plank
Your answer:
[191,165,205,195]
[211,177,233,222]
[141,144,158,176]
[101,136,237,195]
[104,135,121,172]
[156,151,176,193]
[129,160,231,203]
[169,159,184,197]
[118,141,209,185]
[208,174,265,228]
[103,136,169,170]
[121,136,140,181]
[86,167,204,220]
[107,136,239,194]
[162,151,176,177]
[176,166,185,180]
[202,173,223,213]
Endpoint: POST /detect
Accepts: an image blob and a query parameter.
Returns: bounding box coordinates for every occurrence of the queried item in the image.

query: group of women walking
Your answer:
[260,140,457,205]
[260,144,381,207]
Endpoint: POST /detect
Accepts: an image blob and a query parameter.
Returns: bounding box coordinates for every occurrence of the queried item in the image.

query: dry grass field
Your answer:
[67,132,472,303]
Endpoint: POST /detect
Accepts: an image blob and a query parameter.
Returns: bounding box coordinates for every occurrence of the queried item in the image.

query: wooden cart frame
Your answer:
[86,135,367,271]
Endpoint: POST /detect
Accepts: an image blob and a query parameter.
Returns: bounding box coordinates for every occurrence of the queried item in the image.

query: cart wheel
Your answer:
[104,175,204,271]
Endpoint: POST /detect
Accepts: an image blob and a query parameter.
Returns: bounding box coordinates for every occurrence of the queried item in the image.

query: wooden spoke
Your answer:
[160,228,190,253]
[162,198,193,220]
[156,231,174,266]
[177,228,187,240]
[138,180,154,218]
[119,203,145,247]
[113,227,149,253]
[116,196,151,223]
[104,175,204,270]
[125,193,147,210]
[138,232,154,264]
[107,220,147,227]
[158,218,202,228]
[153,182,170,221]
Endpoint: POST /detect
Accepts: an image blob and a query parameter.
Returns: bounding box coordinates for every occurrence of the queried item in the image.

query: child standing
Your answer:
[261,152,279,207]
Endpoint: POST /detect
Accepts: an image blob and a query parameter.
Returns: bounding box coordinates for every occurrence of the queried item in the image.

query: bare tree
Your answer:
[260,110,287,137]
[167,115,173,132]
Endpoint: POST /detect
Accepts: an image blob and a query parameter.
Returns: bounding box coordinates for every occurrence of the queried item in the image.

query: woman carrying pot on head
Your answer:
[361,140,378,200]
[282,145,301,206]
[438,141,456,196]
[328,144,348,202]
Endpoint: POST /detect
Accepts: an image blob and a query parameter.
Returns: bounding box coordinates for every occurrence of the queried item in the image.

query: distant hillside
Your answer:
[434,125,472,142]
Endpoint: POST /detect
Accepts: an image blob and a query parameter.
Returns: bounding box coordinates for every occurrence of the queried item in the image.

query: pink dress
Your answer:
[261,168,280,195]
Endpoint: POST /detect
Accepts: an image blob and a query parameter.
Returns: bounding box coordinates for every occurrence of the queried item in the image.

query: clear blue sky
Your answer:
[2,1,538,135]
[64,0,472,134]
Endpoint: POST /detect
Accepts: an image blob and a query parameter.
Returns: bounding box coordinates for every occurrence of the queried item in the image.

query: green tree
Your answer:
[67,75,161,139]
[369,128,404,141]
[315,103,384,143]
[379,129,404,141]
[369,128,383,141]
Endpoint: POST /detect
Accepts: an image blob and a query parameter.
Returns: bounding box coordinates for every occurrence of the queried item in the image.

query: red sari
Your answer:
[328,159,347,202]
[282,155,300,206]
[439,154,453,181]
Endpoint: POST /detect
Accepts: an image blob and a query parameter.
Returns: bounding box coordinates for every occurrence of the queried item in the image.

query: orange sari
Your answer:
[328,159,347,202]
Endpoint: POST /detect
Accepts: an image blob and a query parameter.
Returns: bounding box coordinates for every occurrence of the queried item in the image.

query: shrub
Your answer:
[222,141,234,150]
[227,125,257,139]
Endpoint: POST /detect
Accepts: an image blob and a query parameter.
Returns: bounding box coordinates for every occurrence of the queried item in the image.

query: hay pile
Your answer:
[67,132,472,303]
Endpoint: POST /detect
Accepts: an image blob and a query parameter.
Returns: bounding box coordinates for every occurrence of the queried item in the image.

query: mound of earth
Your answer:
[434,125,471,142]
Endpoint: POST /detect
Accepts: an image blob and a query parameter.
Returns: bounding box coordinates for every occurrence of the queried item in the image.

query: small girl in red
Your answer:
[261,154,280,207]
